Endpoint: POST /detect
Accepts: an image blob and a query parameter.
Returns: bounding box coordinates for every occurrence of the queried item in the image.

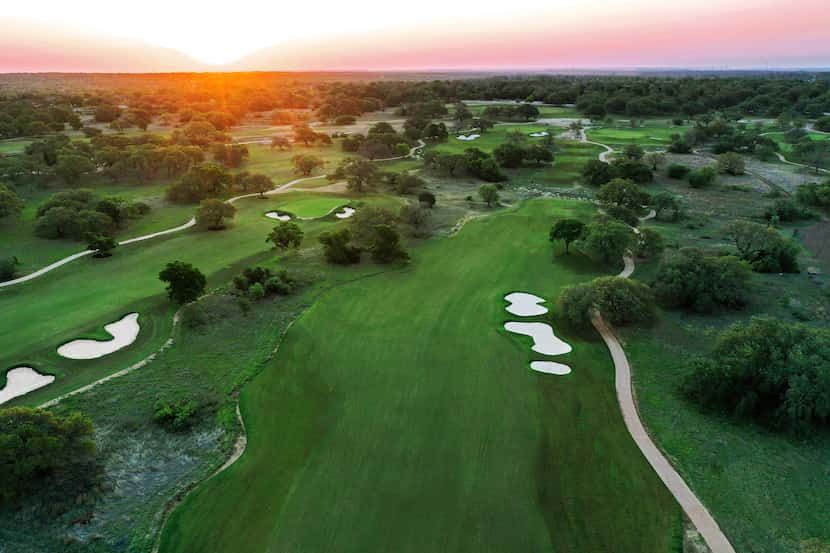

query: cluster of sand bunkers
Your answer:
[503,292,572,375]
[264,206,356,221]
[0,312,141,405]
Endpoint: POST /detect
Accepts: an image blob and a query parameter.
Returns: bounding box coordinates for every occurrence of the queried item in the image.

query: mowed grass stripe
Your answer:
[160,199,680,553]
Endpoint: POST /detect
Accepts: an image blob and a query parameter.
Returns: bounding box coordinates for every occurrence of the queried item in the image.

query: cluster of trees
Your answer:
[596,178,650,226]
[166,163,275,203]
[795,180,830,210]
[481,104,540,121]
[682,317,830,433]
[35,189,149,241]
[423,148,506,182]
[342,121,413,160]
[0,96,81,138]
[652,248,751,313]
[559,276,655,326]
[0,183,24,219]
[319,206,409,265]
[727,220,799,273]
[0,407,97,503]
[582,151,653,186]
[493,142,553,168]
[232,265,298,300]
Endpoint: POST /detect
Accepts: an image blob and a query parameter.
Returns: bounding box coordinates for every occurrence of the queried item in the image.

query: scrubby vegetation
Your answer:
[683,317,830,433]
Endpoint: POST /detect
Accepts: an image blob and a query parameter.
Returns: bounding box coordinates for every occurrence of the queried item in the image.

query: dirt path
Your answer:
[590,254,735,553]
[579,140,735,553]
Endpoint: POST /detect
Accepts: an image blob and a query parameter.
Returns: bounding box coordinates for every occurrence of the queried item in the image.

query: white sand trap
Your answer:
[335,207,355,219]
[529,131,549,137]
[58,313,140,360]
[504,292,548,316]
[265,211,291,221]
[530,361,572,376]
[456,134,480,141]
[504,322,572,355]
[0,367,55,404]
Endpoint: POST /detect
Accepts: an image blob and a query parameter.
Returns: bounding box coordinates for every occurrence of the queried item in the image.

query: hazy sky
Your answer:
[1,0,828,71]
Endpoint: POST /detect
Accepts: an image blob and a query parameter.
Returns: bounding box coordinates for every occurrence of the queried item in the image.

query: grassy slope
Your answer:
[0,191,401,404]
[160,199,681,553]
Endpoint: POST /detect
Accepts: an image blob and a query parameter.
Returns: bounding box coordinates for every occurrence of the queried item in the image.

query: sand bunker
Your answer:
[504,322,572,356]
[456,134,480,141]
[504,292,548,317]
[58,313,140,360]
[529,131,549,137]
[0,367,55,404]
[335,207,356,219]
[530,361,572,376]
[265,211,291,221]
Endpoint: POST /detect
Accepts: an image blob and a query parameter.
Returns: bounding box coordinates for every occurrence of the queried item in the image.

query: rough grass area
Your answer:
[0,292,312,552]
[621,156,830,553]
[160,199,681,553]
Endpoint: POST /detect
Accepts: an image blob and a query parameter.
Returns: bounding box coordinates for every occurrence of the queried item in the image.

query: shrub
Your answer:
[418,190,436,208]
[153,399,199,431]
[763,198,815,222]
[559,276,656,326]
[717,152,746,175]
[0,256,19,281]
[687,166,717,188]
[666,164,690,179]
[682,317,830,433]
[319,228,361,264]
[370,224,409,263]
[248,282,265,301]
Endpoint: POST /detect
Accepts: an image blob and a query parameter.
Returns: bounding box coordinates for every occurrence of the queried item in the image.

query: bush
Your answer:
[248,282,265,300]
[687,166,717,188]
[763,198,815,222]
[319,228,361,264]
[418,190,436,208]
[559,276,655,326]
[153,399,199,431]
[0,256,19,281]
[635,228,664,258]
[682,317,830,433]
[666,164,690,179]
[652,248,751,313]
[717,152,746,175]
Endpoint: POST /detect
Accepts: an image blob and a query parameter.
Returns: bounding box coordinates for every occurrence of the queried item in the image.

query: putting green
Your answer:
[160,199,680,553]
[275,196,349,218]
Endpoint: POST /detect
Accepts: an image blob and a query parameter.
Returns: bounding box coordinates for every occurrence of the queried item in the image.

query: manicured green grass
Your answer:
[465,104,580,119]
[586,125,689,148]
[0,138,32,154]
[1,191,400,406]
[272,196,349,218]
[160,199,680,553]
[433,124,555,155]
[763,131,829,154]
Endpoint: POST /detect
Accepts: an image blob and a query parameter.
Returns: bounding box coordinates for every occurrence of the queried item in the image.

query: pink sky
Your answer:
[1,0,828,72]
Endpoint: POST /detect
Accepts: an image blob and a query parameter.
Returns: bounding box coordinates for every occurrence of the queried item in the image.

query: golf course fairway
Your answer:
[159,199,681,553]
